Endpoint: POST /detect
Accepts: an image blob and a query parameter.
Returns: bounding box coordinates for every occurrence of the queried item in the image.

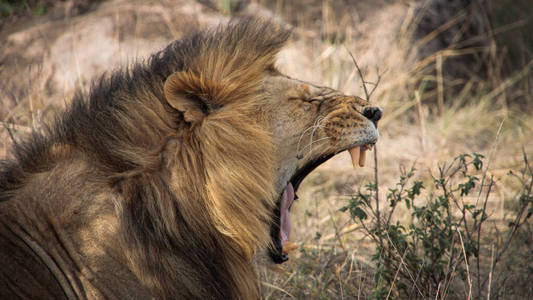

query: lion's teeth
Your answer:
[359,146,367,167]
[282,241,298,254]
[348,147,360,168]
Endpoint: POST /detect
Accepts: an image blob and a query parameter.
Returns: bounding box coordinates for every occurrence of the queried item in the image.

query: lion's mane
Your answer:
[0,19,290,299]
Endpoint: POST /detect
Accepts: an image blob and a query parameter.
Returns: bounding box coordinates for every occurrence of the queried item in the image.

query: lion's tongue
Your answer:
[279,147,368,242]
[348,146,368,168]
[280,182,294,245]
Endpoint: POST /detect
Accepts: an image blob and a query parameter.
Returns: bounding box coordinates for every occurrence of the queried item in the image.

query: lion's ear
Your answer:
[164,71,210,124]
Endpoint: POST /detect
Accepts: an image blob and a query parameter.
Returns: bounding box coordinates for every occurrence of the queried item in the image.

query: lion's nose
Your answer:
[363,106,382,124]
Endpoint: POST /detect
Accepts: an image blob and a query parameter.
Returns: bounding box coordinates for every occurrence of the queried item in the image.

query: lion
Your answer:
[0,19,381,299]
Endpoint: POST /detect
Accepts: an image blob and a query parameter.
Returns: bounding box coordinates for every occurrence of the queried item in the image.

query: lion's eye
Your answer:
[305,98,322,103]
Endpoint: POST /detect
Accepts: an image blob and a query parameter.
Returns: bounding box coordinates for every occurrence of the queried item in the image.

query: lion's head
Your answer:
[162,19,380,265]
[0,19,380,299]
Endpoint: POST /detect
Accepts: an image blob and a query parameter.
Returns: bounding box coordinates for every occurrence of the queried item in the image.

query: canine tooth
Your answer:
[359,146,367,167]
[282,241,298,254]
[348,147,360,168]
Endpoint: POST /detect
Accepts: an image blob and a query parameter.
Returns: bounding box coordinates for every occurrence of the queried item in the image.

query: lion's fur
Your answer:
[0,18,380,299]
[0,19,290,299]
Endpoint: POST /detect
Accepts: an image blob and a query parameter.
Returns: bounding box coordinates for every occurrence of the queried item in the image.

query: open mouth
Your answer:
[268,143,375,264]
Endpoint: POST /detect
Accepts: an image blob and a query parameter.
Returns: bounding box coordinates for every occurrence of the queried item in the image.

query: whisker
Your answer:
[308,117,326,153]
[300,136,331,156]
[296,116,327,157]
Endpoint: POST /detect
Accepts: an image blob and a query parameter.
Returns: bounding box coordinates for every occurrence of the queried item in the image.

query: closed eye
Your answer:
[305,97,323,103]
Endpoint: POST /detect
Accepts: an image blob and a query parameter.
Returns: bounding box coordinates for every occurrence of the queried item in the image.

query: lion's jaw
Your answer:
[259,73,381,263]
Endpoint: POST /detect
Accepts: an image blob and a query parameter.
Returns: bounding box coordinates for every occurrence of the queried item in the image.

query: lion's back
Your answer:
[0,158,151,299]
[0,221,66,299]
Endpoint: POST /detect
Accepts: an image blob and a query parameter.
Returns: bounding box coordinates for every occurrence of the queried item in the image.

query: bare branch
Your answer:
[346,48,386,261]
[346,49,370,101]
[368,72,383,100]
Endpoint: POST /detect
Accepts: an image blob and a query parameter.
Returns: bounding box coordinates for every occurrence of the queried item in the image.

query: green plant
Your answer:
[0,0,21,17]
[0,0,49,18]
[33,2,46,15]
[342,153,533,299]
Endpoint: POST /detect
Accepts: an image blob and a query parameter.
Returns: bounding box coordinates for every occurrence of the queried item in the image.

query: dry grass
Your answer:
[1,0,532,298]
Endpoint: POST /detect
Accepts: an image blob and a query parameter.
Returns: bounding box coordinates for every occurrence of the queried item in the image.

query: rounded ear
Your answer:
[163,71,207,124]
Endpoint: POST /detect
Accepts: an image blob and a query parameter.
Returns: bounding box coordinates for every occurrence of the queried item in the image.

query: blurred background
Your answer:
[1,0,532,298]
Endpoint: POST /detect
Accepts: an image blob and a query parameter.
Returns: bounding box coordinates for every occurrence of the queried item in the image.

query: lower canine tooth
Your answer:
[282,241,298,254]
[359,147,367,167]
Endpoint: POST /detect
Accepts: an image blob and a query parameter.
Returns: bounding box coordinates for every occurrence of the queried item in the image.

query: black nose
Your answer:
[363,106,382,123]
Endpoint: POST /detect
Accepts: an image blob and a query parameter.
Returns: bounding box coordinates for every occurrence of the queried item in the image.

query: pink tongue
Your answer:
[280,182,295,245]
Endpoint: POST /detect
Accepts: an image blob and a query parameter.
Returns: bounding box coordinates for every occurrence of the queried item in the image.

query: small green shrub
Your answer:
[342,153,533,299]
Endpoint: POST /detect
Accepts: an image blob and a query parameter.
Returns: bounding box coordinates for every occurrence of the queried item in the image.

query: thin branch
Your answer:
[374,145,380,229]
[487,244,494,300]
[475,177,493,298]
[481,153,533,289]
[384,232,425,299]
[441,232,457,299]
[347,49,400,297]
[347,49,386,262]
[457,229,472,300]
[523,146,532,176]
[476,119,505,207]
[368,73,383,102]
[386,238,413,300]
[347,49,370,100]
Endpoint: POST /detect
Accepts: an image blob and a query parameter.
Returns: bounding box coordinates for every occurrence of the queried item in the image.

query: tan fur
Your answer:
[0,19,380,299]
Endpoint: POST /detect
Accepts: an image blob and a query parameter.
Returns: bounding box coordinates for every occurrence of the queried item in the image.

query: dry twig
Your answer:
[346,48,384,251]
